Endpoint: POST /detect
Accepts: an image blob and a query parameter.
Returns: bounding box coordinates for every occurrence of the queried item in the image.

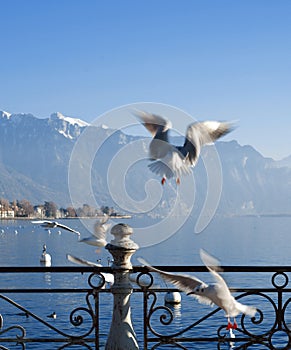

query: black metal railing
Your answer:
[1,266,291,349]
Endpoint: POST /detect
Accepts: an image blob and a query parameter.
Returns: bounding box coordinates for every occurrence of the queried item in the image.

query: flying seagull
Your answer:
[66,253,114,286]
[138,249,256,330]
[32,220,80,236]
[134,110,235,185]
[79,215,111,247]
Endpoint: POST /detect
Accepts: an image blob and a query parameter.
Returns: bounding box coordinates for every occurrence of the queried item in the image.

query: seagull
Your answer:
[134,110,235,185]
[138,249,256,330]
[40,244,52,266]
[66,254,114,286]
[32,220,80,236]
[79,215,111,247]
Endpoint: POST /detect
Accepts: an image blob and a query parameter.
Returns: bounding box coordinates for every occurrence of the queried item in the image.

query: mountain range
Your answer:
[0,110,290,216]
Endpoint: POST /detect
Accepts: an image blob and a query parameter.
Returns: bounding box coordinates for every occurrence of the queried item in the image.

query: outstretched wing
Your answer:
[32,220,54,227]
[92,219,111,241]
[54,222,80,236]
[66,254,101,267]
[181,121,234,166]
[32,220,80,235]
[138,258,206,294]
[96,214,109,225]
[67,254,114,285]
[133,110,172,137]
[200,249,257,317]
[200,249,233,301]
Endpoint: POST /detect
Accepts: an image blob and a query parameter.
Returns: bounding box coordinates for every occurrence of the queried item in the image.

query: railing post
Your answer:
[105,223,139,350]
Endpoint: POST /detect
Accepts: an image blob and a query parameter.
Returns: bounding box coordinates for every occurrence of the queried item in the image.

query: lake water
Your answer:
[1,215,291,349]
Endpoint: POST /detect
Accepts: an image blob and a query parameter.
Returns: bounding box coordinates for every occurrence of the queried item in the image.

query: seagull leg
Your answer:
[232,318,238,329]
[176,177,180,185]
[161,177,166,185]
[226,318,232,330]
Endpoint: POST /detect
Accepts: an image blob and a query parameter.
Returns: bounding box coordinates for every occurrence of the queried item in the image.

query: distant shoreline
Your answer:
[0,215,132,221]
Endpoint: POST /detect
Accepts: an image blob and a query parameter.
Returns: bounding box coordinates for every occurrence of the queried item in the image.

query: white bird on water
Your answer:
[79,215,111,247]
[134,110,235,185]
[138,249,256,330]
[32,220,80,236]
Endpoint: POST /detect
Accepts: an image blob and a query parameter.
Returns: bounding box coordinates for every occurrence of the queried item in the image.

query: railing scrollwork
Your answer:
[2,267,291,349]
[134,267,291,349]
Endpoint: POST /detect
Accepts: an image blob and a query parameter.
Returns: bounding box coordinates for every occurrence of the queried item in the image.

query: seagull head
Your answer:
[187,285,206,296]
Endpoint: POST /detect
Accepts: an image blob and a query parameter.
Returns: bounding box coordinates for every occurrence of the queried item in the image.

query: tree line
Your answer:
[0,197,116,218]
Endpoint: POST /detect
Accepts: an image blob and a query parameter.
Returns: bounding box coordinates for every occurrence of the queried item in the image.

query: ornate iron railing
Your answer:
[1,266,291,349]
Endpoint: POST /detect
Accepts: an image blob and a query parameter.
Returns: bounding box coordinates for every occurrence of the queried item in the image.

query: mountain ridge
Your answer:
[0,110,290,216]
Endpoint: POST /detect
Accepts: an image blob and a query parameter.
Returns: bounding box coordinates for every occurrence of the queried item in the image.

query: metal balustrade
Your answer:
[1,266,291,349]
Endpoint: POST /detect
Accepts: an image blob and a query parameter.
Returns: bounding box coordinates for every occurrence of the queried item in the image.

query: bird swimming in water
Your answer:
[138,249,256,330]
[134,110,235,185]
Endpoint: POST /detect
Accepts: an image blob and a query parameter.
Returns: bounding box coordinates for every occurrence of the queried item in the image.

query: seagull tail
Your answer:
[236,302,257,318]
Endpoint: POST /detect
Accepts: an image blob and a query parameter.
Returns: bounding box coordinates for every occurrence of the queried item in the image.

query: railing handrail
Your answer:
[2,265,291,273]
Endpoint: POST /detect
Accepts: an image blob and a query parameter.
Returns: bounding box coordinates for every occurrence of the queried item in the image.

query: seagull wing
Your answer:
[67,254,114,285]
[32,220,80,235]
[96,214,109,225]
[133,110,171,137]
[32,220,55,227]
[66,254,101,267]
[92,221,111,240]
[200,249,231,297]
[199,249,256,317]
[79,236,107,247]
[181,121,234,166]
[138,258,206,294]
[54,222,80,235]
[32,220,50,224]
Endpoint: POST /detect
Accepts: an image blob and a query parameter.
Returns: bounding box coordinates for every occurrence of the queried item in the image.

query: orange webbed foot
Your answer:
[226,321,232,330]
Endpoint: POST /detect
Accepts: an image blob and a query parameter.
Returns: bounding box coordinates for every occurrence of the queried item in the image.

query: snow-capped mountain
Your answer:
[0,110,290,216]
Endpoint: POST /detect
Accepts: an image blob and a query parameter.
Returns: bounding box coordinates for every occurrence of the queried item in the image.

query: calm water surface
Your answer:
[0,216,291,349]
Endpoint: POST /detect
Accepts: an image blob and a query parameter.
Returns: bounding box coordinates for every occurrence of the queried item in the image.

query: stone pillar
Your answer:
[105,223,139,350]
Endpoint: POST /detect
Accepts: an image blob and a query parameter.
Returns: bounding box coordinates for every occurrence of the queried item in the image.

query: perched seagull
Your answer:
[79,215,111,247]
[138,249,256,330]
[134,110,235,185]
[32,220,80,236]
[66,254,114,286]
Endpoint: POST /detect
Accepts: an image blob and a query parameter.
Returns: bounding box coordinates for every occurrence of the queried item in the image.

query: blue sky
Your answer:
[1,0,291,160]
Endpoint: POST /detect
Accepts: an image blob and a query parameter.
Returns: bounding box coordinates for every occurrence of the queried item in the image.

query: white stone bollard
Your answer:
[105,223,139,350]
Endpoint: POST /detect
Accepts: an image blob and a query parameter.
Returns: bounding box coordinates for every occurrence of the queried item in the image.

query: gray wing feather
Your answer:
[138,258,206,294]
[66,254,101,267]
[182,121,234,166]
[32,220,80,235]
[54,222,80,235]
[200,249,232,300]
[133,110,171,137]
